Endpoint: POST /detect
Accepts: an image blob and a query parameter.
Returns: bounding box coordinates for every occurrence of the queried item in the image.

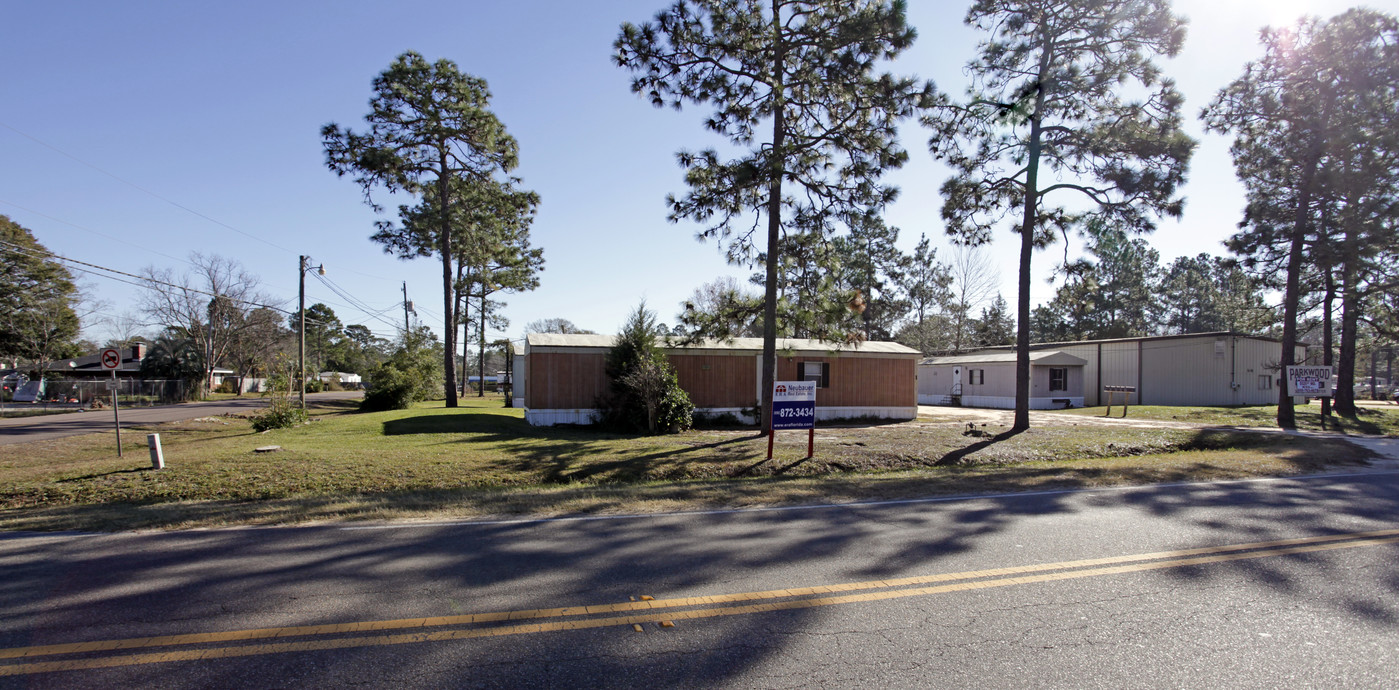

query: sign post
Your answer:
[1286,365,1334,430]
[101,348,122,457]
[768,380,816,460]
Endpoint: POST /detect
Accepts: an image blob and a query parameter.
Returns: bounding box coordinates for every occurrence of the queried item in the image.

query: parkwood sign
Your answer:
[1286,365,1335,397]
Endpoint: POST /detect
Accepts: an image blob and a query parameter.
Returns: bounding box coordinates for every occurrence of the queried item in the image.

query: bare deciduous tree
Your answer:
[139,253,281,394]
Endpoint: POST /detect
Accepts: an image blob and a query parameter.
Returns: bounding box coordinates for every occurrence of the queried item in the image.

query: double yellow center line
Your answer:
[3,528,1397,676]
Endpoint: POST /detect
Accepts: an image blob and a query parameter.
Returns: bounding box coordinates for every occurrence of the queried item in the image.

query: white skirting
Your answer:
[918,394,953,405]
[954,396,1084,410]
[816,406,917,421]
[524,408,599,426]
[525,405,918,427]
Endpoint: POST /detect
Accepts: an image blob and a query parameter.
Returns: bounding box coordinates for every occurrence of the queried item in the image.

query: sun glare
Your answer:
[1244,0,1326,27]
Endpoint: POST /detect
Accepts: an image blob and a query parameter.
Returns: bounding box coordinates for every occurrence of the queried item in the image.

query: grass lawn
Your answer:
[0,395,1376,532]
[1044,403,1399,436]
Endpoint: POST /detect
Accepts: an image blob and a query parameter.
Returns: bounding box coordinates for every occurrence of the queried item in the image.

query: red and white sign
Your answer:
[100,348,121,370]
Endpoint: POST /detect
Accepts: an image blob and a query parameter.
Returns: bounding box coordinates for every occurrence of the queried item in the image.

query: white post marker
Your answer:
[768,380,816,460]
[101,348,122,456]
[148,434,165,470]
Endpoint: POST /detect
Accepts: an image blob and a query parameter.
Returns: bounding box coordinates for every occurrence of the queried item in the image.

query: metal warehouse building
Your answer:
[515,333,920,426]
[918,332,1307,409]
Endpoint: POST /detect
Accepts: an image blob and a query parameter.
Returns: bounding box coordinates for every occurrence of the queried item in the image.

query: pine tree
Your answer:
[896,233,952,354]
[1204,9,1399,425]
[324,51,522,408]
[924,0,1194,431]
[616,0,930,432]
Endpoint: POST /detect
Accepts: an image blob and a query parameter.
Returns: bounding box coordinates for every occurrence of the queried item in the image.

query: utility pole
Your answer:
[299,256,325,409]
[402,282,412,335]
[299,255,307,409]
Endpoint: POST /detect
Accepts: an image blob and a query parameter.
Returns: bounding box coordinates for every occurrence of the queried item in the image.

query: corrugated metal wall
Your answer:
[527,351,608,409]
[528,350,917,410]
[776,356,916,407]
[1058,335,1304,407]
[672,353,757,408]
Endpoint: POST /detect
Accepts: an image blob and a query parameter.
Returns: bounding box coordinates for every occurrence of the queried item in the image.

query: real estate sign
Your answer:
[1285,365,1334,397]
[771,380,816,430]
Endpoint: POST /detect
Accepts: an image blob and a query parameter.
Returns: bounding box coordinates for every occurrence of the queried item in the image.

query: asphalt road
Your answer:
[0,392,363,446]
[2,469,1397,688]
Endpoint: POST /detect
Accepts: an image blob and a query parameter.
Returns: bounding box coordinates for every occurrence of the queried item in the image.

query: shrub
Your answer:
[215,380,237,394]
[305,379,325,394]
[360,328,445,411]
[250,396,308,432]
[598,302,694,433]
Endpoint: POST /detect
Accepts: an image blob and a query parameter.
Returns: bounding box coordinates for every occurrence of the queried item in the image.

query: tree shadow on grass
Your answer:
[382,414,535,437]
[55,467,149,483]
[932,428,1025,466]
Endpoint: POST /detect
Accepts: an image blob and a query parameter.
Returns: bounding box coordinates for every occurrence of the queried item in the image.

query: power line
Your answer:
[0,119,397,282]
[2,240,404,344]
[0,119,297,255]
[0,238,293,316]
[0,199,196,268]
[310,272,404,332]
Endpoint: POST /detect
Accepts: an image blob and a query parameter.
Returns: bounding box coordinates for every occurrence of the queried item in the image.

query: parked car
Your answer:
[1355,377,1390,398]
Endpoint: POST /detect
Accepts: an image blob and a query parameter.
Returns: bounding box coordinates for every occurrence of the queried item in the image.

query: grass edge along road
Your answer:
[2,528,1397,677]
[0,396,1388,532]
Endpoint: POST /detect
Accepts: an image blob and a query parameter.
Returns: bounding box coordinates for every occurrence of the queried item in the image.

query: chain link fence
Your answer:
[0,378,189,413]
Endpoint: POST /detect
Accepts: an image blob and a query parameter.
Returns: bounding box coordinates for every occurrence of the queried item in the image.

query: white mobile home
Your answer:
[921,332,1306,409]
[919,351,1086,409]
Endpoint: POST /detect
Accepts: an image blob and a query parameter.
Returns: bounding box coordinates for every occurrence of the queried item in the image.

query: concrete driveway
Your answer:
[917,403,1399,466]
[917,404,1206,430]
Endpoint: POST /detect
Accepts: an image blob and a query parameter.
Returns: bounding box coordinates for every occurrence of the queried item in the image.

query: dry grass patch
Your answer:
[0,396,1376,532]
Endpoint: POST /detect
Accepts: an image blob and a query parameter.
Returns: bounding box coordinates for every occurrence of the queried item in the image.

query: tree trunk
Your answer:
[1012,36,1051,433]
[1321,267,1334,417]
[438,152,459,408]
[760,0,785,436]
[1276,160,1322,428]
[1335,221,1361,418]
[455,262,469,397]
[1277,93,1333,429]
[478,291,488,397]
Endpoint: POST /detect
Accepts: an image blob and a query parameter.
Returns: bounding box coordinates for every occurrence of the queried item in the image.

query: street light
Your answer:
[299,255,325,409]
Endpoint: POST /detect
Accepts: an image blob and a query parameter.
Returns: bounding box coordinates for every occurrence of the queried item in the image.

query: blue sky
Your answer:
[1,0,1383,348]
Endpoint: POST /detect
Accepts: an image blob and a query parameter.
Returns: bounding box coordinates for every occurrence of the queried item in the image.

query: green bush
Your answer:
[305,379,325,394]
[215,380,237,394]
[599,302,694,434]
[250,396,308,432]
[361,366,419,411]
[360,328,445,412]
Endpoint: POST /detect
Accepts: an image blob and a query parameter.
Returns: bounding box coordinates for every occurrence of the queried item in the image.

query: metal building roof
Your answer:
[526,333,920,356]
[920,350,1087,366]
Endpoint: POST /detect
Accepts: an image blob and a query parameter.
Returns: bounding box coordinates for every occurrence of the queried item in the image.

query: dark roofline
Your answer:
[971,331,1306,351]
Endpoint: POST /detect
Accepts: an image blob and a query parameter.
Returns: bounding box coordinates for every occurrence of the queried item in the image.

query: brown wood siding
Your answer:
[527,352,607,409]
[777,356,915,407]
[671,353,757,408]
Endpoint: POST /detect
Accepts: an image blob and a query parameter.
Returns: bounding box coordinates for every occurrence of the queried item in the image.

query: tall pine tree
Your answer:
[324,51,522,408]
[924,0,1194,431]
[616,0,930,432]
